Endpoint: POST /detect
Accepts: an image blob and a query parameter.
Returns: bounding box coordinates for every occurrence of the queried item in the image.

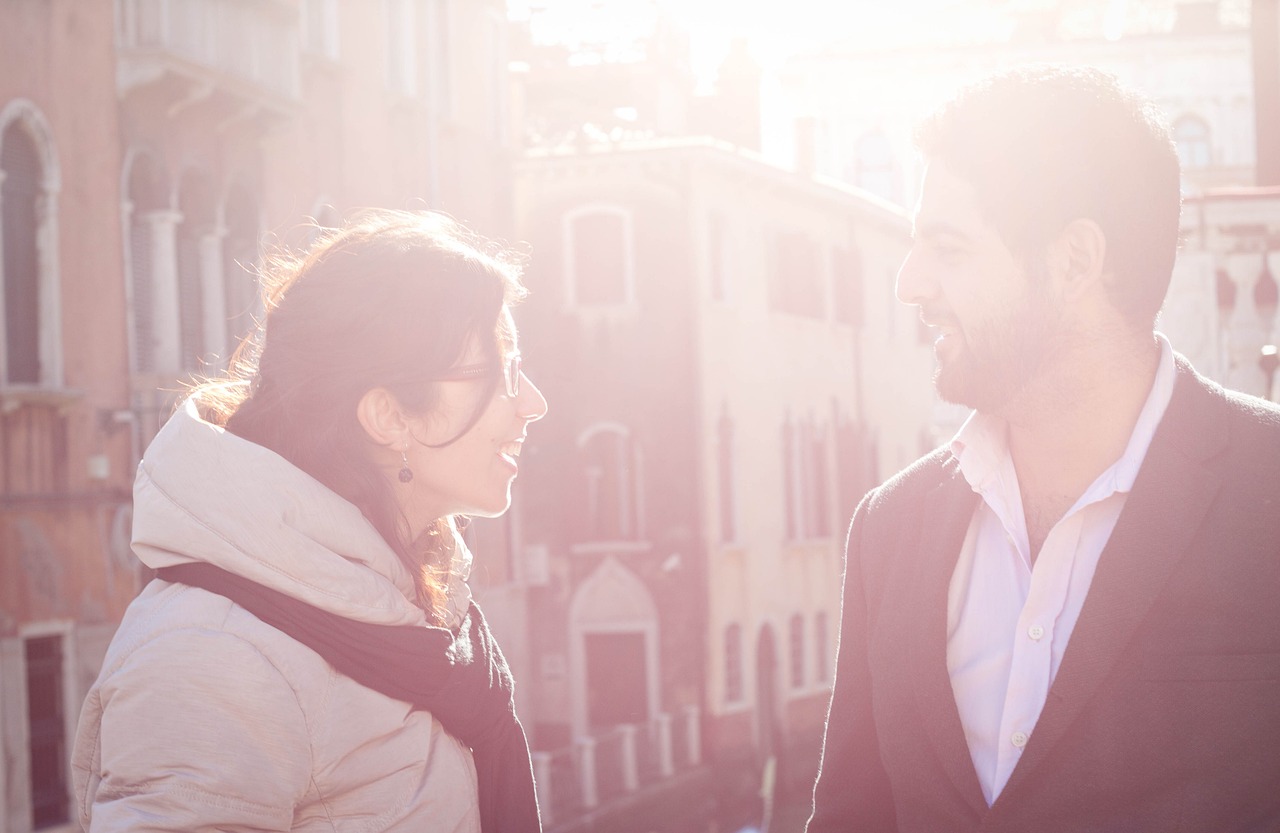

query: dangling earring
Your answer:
[398,449,414,483]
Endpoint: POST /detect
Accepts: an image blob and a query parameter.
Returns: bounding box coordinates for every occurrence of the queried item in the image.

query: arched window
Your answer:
[803,420,831,538]
[788,613,806,689]
[578,423,644,542]
[724,623,744,704]
[2,123,42,384]
[783,415,832,541]
[564,205,634,306]
[1173,115,1212,170]
[854,131,896,201]
[0,102,60,388]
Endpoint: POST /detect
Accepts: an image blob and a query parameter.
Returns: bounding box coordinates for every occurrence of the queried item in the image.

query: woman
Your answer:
[72,210,549,832]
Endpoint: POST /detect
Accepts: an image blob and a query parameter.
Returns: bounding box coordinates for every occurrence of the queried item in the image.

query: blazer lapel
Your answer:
[906,458,987,815]
[996,362,1228,802]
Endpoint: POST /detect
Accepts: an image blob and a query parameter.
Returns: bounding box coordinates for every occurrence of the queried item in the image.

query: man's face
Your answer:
[896,161,1063,414]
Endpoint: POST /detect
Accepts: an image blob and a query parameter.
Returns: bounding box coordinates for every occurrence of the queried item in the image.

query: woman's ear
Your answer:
[356,387,410,447]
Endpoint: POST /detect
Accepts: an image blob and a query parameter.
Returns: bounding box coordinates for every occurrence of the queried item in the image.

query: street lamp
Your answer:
[1260,344,1279,402]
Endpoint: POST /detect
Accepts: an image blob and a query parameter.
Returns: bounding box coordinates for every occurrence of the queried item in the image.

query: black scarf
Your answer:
[155,562,541,833]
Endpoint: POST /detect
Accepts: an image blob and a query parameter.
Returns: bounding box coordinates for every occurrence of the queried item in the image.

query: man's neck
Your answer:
[1003,333,1162,559]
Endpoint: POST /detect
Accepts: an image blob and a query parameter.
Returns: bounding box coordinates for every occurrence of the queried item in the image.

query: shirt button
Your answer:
[1011,731,1029,748]
[1028,625,1045,641]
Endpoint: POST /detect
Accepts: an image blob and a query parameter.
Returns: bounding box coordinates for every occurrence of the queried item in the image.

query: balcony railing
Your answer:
[531,706,703,828]
[116,0,300,104]
[0,394,72,495]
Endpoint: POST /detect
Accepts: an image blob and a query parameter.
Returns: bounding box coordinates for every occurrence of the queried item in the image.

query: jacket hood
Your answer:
[132,398,440,627]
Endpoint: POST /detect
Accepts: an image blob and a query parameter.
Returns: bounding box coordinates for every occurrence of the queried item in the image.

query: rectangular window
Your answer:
[26,635,69,829]
[580,429,639,541]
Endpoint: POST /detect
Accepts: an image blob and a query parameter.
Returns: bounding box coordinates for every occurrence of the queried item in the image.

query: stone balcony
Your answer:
[115,0,300,123]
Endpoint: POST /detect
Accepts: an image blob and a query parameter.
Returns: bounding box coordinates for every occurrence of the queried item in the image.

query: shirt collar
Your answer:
[1109,332,1176,492]
[949,333,1177,498]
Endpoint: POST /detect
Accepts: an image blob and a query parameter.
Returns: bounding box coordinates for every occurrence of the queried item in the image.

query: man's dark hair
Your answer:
[915,64,1182,328]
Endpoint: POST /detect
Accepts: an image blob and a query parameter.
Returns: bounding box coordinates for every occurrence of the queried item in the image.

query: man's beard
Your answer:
[933,284,1061,414]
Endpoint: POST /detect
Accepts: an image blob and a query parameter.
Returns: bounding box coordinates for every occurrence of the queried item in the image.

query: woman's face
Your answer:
[397,308,548,538]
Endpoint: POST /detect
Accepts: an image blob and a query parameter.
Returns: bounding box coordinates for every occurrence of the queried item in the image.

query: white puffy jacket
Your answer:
[72,400,481,832]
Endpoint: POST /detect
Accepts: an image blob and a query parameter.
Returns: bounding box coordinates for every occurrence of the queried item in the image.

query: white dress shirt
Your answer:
[945,334,1176,805]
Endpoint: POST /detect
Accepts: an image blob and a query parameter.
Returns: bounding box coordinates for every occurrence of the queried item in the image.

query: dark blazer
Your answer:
[809,358,1280,833]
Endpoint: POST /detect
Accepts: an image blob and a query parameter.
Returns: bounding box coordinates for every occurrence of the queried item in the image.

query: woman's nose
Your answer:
[517,373,548,421]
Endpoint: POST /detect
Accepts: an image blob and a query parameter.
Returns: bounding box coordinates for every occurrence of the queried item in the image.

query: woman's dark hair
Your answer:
[188,209,526,621]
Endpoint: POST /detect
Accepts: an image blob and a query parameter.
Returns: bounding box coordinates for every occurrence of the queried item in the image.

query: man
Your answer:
[809,65,1280,833]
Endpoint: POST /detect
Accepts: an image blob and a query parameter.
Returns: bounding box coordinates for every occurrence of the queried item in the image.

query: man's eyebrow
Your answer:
[913,219,973,241]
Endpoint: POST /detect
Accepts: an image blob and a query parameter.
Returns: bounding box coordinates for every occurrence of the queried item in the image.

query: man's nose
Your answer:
[895,248,931,306]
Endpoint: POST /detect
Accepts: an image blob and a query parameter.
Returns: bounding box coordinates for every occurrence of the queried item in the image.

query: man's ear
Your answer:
[1051,218,1108,300]
[356,387,410,448]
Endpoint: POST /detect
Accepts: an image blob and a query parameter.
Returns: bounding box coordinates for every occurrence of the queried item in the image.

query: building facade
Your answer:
[512,139,935,823]
[0,1,512,830]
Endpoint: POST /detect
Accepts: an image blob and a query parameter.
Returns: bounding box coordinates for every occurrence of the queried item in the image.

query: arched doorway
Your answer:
[568,557,661,738]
